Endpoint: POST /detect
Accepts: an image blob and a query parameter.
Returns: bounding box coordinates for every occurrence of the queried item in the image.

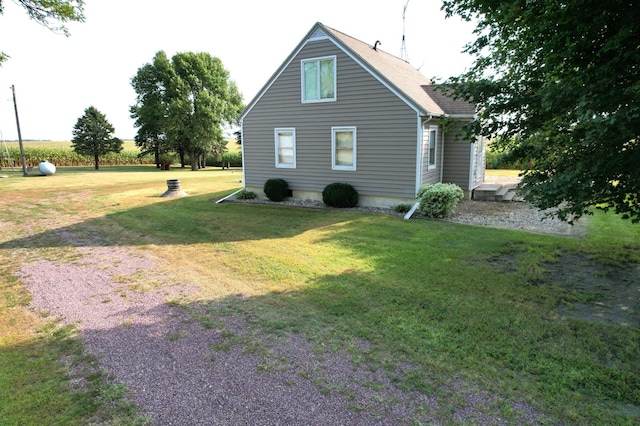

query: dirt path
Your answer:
[16,228,542,425]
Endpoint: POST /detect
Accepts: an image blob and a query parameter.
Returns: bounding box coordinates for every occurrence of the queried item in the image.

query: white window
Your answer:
[301,56,336,102]
[332,127,356,171]
[275,128,296,168]
[427,125,438,169]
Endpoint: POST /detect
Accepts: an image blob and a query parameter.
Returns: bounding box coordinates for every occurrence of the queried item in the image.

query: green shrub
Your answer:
[394,203,413,214]
[486,141,534,170]
[322,182,358,208]
[235,189,256,200]
[417,183,464,218]
[263,178,289,202]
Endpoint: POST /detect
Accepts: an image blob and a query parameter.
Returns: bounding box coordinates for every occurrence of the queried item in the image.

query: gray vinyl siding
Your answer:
[420,121,443,187]
[243,38,419,199]
[441,122,474,190]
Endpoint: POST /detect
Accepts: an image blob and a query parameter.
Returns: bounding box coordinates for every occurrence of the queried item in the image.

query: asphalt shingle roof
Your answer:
[323,24,475,117]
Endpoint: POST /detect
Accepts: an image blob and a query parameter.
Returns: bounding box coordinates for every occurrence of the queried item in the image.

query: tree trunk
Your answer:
[190,151,198,171]
[179,149,186,168]
[154,145,160,168]
[94,155,100,170]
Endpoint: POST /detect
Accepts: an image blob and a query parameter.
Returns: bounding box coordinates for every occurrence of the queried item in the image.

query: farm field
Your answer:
[0,139,240,168]
[2,139,240,151]
[0,166,638,424]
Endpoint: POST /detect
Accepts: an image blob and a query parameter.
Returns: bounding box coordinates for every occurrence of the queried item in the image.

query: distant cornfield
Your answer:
[0,141,154,167]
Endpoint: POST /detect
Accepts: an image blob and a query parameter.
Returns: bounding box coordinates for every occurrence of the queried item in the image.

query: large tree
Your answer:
[130,51,244,171]
[441,0,640,222]
[0,0,85,64]
[130,51,173,167]
[71,106,123,170]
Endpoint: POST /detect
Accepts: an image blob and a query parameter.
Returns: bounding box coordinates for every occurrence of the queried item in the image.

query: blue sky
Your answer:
[0,0,475,141]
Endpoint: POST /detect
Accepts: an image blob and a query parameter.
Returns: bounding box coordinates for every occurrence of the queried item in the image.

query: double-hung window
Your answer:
[275,128,296,168]
[332,127,356,171]
[427,125,438,169]
[301,56,336,102]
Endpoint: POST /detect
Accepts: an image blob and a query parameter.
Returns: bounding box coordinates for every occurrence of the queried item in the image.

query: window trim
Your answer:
[274,128,296,168]
[427,125,438,170]
[301,55,337,103]
[331,126,357,171]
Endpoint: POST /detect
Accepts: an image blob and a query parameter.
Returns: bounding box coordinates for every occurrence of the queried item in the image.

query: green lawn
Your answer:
[0,166,638,424]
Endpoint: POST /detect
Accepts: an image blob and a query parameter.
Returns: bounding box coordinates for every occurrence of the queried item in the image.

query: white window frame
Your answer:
[274,128,296,168]
[301,56,337,103]
[331,126,357,171]
[427,125,438,170]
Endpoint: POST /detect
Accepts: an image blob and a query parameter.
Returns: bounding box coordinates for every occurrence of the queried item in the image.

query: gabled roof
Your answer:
[240,22,475,120]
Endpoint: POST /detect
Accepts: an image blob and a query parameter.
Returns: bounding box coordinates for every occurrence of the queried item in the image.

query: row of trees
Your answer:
[129,51,244,171]
[69,51,243,170]
[3,3,244,172]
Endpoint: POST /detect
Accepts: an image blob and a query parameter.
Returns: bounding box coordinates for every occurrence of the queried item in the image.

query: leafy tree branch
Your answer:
[441,0,640,223]
[0,0,85,64]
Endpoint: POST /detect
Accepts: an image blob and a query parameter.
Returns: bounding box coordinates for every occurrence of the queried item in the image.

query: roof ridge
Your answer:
[322,24,409,65]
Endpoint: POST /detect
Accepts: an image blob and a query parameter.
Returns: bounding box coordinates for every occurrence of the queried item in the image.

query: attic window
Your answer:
[309,29,328,41]
[301,56,336,103]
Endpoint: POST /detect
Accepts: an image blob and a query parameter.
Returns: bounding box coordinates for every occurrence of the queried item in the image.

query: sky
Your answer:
[0,0,476,141]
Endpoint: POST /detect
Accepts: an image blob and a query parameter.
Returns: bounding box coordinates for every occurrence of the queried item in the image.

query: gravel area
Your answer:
[14,197,558,425]
[232,196,586,237]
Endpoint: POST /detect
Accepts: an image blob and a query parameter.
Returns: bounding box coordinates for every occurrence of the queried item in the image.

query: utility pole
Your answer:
[11,85,27,176]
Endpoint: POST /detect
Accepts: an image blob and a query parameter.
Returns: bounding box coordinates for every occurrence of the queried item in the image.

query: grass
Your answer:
[0,165,638,424]
[485,168,522,177]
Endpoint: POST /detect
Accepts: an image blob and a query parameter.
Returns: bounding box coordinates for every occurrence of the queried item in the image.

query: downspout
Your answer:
[217,121,246,205]
[215,188,244,204]
[408,113,433,220]
[415,113,431,196]
[439,118,446,183]
[239,119,246,190]
[468,140,476,193]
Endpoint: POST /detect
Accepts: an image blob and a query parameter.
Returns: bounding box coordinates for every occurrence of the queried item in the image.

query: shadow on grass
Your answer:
[16,268,638,425]
[2,190,639,424]
[0,192,362,249]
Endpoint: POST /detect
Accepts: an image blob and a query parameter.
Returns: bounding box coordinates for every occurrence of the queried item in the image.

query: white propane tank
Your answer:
[38,161,56,176]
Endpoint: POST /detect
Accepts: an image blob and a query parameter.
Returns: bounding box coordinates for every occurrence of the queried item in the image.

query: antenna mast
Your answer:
[400,0,410,62]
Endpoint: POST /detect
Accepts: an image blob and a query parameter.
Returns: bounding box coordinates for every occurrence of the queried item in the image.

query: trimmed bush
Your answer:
[416,183,464,218]
[263,178,289,202]
[322,182,358,208]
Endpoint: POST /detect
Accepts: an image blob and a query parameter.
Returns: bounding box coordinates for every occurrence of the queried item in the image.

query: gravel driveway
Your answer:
[15,201,554,425]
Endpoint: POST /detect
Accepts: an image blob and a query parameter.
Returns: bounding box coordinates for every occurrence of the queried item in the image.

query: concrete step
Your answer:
[496,184,518,202]
[473,183,502,201]
[473,183,518,202]
[501,189,517,202]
